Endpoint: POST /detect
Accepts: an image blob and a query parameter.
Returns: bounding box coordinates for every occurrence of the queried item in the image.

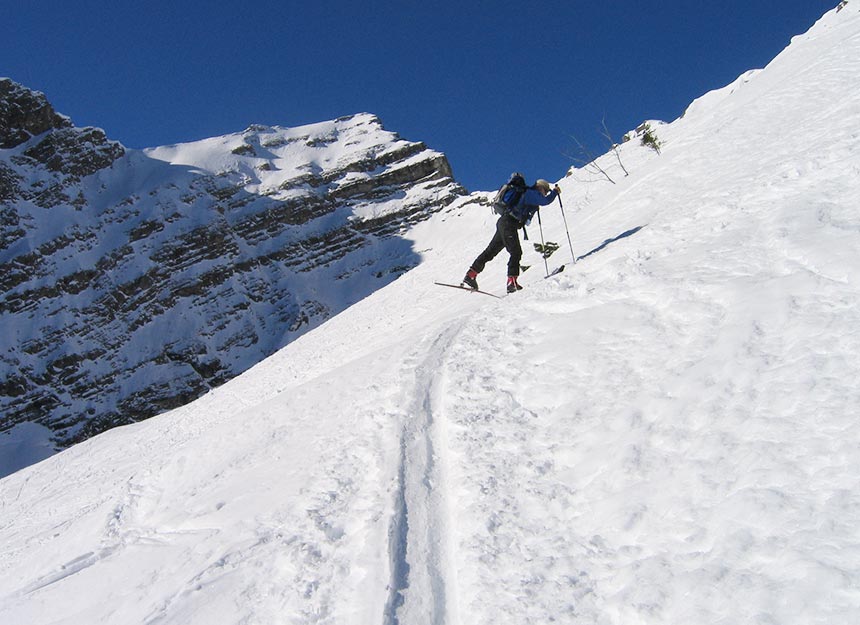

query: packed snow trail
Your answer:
[385,321,464,625]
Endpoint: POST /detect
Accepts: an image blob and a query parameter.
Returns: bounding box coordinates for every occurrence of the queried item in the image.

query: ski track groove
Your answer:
[385,320,464,625]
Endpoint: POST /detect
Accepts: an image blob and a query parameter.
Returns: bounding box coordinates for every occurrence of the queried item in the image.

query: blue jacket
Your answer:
[509,187,558,226]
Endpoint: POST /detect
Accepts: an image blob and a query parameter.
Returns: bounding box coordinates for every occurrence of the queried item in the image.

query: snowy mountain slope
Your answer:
[1,93,470,473]
[3,5,860,625]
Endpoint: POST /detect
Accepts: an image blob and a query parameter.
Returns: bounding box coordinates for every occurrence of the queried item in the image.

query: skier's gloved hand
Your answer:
[554,185,562,195]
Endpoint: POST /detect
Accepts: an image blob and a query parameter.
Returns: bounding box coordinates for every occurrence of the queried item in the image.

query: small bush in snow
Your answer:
[640,123,663,154]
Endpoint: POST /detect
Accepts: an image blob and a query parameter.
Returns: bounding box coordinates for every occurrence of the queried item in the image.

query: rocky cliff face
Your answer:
[0,79,472,450]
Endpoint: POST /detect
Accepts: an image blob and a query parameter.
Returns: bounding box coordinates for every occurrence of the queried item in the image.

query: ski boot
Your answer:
[462,269,479,290]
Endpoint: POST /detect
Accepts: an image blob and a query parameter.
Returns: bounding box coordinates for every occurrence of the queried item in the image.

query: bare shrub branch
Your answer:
[600,116,629,177]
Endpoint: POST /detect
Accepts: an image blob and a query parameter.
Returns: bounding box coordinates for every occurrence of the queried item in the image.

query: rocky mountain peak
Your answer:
[1,79,125,208]
[0,78,73,148]
[1,81,474,466]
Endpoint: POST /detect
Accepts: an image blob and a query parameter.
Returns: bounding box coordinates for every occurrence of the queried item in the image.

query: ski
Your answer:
[545,265,565,278]
[434,282,502,298]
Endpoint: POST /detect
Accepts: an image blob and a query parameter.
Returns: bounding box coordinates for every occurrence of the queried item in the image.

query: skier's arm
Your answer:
[541,188,559,205]
[524,187,558,206]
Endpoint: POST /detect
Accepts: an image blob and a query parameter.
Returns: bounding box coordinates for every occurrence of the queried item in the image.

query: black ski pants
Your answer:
[471,214,523,277]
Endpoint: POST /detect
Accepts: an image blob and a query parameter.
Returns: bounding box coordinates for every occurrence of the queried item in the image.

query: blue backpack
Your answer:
[493,172,527,217]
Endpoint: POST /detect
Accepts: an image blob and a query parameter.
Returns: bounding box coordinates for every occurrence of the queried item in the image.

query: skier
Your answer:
[463,178,560,293]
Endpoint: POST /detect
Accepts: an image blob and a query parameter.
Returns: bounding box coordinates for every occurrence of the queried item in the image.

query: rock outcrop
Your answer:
[0,78,73,149]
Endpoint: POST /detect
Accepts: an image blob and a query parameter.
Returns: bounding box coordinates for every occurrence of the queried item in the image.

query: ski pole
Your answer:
[557,193,576,264]
[536,208,550,277]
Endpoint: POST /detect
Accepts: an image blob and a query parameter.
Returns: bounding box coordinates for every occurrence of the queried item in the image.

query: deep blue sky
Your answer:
[2,1,837,192]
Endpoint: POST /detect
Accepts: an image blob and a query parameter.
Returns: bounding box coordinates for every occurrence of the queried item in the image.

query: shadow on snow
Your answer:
[577,225,646,261]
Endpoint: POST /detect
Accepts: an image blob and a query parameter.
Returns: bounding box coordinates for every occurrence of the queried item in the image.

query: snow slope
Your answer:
[2,5,860,624]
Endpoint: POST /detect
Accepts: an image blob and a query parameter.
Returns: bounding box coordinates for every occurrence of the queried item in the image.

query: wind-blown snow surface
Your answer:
[2,6,860,624]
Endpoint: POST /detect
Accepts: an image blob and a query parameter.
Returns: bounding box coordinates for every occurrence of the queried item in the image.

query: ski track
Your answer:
[386,320,464,625]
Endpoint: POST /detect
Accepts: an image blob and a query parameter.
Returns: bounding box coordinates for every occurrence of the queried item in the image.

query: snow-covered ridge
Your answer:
[145,113,451,203]
[680,69,761,120]
[2,4,860,624]
[1,90,470,470]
